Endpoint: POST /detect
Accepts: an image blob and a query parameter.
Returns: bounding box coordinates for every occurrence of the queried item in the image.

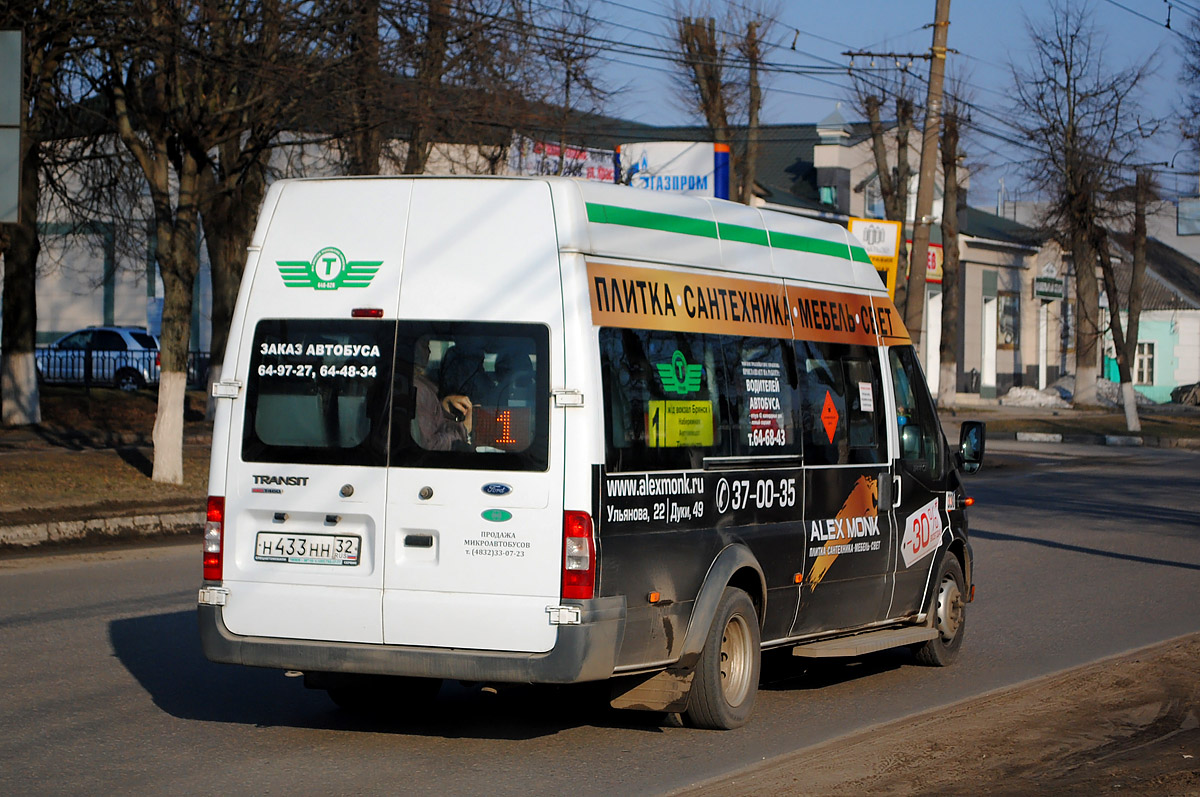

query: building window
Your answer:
[1135,342,1155,385]
[997,291,1020,349]
[819,185,837,206]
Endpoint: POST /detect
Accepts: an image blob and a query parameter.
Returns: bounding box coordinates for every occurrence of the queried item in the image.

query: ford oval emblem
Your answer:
[482,482,512,496]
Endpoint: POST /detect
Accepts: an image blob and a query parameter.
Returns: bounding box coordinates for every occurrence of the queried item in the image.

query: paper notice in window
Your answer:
[858,382,874,412]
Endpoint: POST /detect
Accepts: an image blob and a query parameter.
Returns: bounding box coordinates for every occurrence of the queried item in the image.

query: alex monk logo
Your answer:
[277,246,382,290]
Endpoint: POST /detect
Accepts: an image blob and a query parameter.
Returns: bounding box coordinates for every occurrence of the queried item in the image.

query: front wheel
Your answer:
[685,587,761,730]
[914,555,967,666]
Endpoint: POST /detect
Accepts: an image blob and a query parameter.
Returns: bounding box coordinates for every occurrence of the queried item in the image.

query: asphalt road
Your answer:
[1,442,1198,796]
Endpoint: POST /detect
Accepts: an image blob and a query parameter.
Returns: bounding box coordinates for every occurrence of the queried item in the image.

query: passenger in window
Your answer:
[493,350,535,403]
[414,341,473,451]
[440,342,494,399]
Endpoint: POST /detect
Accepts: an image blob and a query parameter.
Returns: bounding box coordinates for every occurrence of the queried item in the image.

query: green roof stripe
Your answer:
[768,230,851,259]
[585,202,854,262]
[586,203,717,238]
[849,245,873,265]
[717,222,770,246]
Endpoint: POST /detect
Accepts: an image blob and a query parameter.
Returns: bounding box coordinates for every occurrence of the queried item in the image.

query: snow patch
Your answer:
[1000,386,1072,408]
[1096,378,1157,407]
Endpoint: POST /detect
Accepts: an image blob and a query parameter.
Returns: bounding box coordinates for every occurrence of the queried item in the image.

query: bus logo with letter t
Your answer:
[276,246,382,290]
[656,350,703,395]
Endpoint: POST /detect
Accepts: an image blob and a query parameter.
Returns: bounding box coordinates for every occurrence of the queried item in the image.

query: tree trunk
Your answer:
[151,163,201,485]
[200,155,266,418]
[866,96,913,314]
[1071,228,1102,406]
[937,111,960,408]
[348,0,382,175]
[680,16,735,189]
[1120,172,1149,432]
[1097,180,1147,433]
[1,124,42,426]
[404,0,450,175]
[740,21,761,206]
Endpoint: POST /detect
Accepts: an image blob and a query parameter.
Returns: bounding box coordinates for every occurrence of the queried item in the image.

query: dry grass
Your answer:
[0,386,212,523]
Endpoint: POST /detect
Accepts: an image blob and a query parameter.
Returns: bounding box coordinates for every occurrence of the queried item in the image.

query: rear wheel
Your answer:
[114,368,145,392]
[685,587,760,730]
[914,555,966,666]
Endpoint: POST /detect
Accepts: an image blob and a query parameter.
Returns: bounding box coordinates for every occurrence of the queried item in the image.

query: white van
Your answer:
[199,176,985,729]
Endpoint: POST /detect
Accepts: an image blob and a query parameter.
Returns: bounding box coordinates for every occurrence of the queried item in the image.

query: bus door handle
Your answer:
[892,475,902,509]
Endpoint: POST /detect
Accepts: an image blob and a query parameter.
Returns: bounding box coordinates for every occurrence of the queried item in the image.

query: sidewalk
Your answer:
[0,419,212,552]
[939,399,1200,448]
[2,399,1198,552]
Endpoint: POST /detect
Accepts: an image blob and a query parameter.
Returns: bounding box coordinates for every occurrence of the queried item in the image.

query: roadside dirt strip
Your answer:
[676,634,1200,796]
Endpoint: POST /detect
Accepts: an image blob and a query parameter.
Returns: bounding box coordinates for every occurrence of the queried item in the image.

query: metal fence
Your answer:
[35,348,211,390]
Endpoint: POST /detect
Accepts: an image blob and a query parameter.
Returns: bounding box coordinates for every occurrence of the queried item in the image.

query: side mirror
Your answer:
[958,421,986,475]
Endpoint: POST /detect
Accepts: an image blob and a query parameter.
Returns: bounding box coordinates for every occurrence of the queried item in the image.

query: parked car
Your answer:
[35,326,161,391]
[1171,381,1200,406]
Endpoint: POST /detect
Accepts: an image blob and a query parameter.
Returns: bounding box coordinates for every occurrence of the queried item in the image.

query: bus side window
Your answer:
[887,346,944,479]
[599,327,726,472]
[796,340,886,466]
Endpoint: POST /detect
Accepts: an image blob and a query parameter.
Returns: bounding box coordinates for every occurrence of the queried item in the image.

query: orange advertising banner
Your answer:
[587,262,792,338]
[785,285,908,346]
[587,262,911,345]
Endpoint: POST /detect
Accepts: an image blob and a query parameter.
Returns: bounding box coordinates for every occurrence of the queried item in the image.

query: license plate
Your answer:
[254,532,360,566]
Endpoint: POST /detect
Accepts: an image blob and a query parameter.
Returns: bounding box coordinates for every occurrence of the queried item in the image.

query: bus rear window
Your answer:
[390,321,549,472]
[242,319,396,466]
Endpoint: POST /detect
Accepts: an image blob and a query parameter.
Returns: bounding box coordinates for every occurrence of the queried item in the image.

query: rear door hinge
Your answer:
[546,605,582,625]
[212,380,242,399]
[552,390,584,408]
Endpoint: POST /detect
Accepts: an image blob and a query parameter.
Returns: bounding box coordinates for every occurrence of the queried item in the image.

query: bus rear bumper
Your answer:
[198,596,627,684]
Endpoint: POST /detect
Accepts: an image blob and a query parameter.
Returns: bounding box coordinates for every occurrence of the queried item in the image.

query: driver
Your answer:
[414,341,472,451]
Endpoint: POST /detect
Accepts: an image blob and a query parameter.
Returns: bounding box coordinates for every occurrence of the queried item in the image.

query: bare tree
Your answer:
[670,2,774,204]
[532,0,611,171]
[346,0,385,175]
[849,65,917,314]
[937,100,962,408]
[196,0,329,410]
[1010,0,1150,406]
[737,18,763,204]
[0,2,97,425]
[321,1,536,177]
[87,0,313,482]
[1098,170,1153,431]
[1178,13,1200,153]
[676,14,733,149]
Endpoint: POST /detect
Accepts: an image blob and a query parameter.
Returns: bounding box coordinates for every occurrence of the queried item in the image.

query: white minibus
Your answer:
[199,176,985,729]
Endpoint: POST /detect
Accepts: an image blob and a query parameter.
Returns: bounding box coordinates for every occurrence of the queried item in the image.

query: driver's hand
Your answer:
[442,394,473,433]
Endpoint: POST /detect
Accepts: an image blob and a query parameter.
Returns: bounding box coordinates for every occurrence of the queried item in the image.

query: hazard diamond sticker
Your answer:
[821,391,839,443]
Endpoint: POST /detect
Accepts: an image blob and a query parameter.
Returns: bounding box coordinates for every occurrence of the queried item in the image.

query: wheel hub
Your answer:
[719,614,753,706]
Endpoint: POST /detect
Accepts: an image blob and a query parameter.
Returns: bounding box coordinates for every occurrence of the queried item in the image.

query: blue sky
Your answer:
[585,0,1193,207]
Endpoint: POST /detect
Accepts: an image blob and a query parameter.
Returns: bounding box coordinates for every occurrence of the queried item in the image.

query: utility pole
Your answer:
[905,0,950,363]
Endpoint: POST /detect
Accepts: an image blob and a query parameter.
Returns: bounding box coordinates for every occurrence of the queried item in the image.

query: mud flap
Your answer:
[609,668,694,712]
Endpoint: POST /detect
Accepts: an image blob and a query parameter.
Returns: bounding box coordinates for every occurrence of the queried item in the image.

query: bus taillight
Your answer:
[562,510,595,600]
[203,496,225,582]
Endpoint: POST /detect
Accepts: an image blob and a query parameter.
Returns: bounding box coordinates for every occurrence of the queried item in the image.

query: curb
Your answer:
[1004,431,1200,449]
[0,510,203,550]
